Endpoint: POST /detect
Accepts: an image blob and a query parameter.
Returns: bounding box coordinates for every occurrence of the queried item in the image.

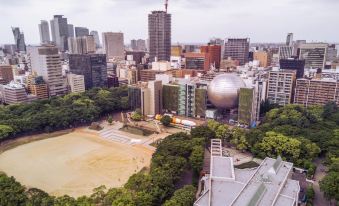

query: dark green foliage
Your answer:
[160,115,172,127]
[0,173,27,206]
[0,87,128,142]
[306,186,315,206]
[162,185,196,206]
[190,126,215,141]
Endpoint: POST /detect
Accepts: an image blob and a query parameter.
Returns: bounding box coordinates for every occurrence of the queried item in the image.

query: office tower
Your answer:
[286,33,293,46]
[294,78,339,106]
[75,27,89,37]
[253,51,272,68]
[299,43,328,70]
[201,45,222,69]
[131,39,137,50]
[223,38,250,66]
[279,58,305,78]
[0,65,14,84]
[267,69,296,106]
[68,24,74,38]
[140,80,162,116]
[278,46,293,60]
[293,40,306,56]
[27,45,67,96]
[3,45,16,55]
[136,39,147,51]
[67,73,85,93]
[128,86,142,110]
[90,31,100,48]
[11,27,26,52]
[69,54,107,89]
[185,53,210,71]
[29,76,48,99]
[3,82,28,104]
[102,32,125,59]
[68,36,96,54]
[38,20,51,44]
[50,15,69,51]
[148,11,171,62]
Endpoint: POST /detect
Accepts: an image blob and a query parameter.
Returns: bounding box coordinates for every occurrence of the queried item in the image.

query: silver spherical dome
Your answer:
[207,73,246,109]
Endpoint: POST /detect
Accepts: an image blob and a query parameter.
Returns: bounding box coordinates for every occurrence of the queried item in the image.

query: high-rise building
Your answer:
[201,45,221,69]
[299,43,328,70]
[50,15,69,51]
[131,39,137,50]
[140,80,162,116]
[27,45,67,97]
[267,69,296,106]
[294,78,339,106]
[11,27,26,52]
[278,46,293,60]
[286,33,293,46]
[75,27,89,37]
[67,73,85,93]
[38,20,51,44]
[0,65,14,84]
[102,32,125,59]
[148,11,171,62]
[68,36,96,54]
[223,38,250,66]
[68,24,74,38]
[30,76,49,99]
[90,31,100,48]
[327,44,338,62]
[131,39,147,51]
[279,58,305,78]
[185,53,210,71]
[253,51,272,68]
[69,54,107,89]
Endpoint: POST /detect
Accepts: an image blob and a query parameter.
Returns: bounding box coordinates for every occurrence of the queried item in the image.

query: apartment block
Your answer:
[267,69,296,106]
[0,65,14,84]
[67,73,85,93]
[294,78,339,106]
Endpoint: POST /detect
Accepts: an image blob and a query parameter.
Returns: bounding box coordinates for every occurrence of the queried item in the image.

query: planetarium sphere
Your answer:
[207,73,246,109]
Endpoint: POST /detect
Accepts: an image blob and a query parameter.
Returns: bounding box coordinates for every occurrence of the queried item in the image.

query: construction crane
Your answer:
[165,0,168,13]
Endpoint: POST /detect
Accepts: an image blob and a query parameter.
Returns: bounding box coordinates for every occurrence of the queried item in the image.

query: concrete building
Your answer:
[75,27,89,37]
[29,76,48,99]
[102,32,124,59]
[140,69,164,82]
[125,51,146,65]
[28,45,67,97]
[131,39,147,51]
[141,80,162,116]
[194,139,300,206]
[12,27,26,52]
[3,82,28,104]
[68,35,96,54]
[299,43,328,70]
[148,11,171,62]
[238,87,259,127]
[67,73,85,93]
[267,69,296,106]
[0,65,14,84]
[294,78,339,106]
[68,24,74,38]
[278,46,293,60]
[185,53,210,71]
[38,20,51,44]
[152,61,171,71]
[90,31,101,48]
[223,38,250,66]
[253,51,272,68]
[69,54,107,89]
[171,45,182,57]
[50,15,69,51]
[201,45,222,69]
[286,33,293,46]
[279,58,305,78]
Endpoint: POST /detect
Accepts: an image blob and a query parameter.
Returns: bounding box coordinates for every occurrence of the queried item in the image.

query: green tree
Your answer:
[162,185,196,206]
[0,125,14,140]
[189,146,204,173]
[25,188,54,206]
[131,111,142,121]
[107,116,113,125]
[0,173,27,206]
[320,172,339,202]
[256,132,301,161]
[160,115,172,127]
[306,186,315,206]
[207,119,220,131]
[191,126,215,141]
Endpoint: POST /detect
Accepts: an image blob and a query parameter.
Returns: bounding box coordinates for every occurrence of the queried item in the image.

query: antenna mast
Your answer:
[165,0,168,13]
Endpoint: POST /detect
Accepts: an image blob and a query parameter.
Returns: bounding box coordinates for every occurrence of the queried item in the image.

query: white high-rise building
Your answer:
[38,20,51,44]
[27,45,67,97]
[102,32,124,60]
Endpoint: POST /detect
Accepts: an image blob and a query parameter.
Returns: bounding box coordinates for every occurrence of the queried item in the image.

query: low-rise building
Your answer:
[67,73,85,93]
[3,82,28,104]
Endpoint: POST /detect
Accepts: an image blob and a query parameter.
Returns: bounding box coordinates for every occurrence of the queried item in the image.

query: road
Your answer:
[313,158,331,206]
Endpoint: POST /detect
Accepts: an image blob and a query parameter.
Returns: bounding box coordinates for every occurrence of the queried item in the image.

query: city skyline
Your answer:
[0,0,339,45]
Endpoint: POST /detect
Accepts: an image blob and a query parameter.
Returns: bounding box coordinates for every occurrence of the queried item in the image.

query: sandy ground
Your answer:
[0,131,153,198]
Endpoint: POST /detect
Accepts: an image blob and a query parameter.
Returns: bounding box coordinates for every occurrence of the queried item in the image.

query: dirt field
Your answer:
[0,131,153,197]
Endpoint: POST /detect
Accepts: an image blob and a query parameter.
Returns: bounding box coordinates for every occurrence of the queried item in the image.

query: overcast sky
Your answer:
[0,0,338,45]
